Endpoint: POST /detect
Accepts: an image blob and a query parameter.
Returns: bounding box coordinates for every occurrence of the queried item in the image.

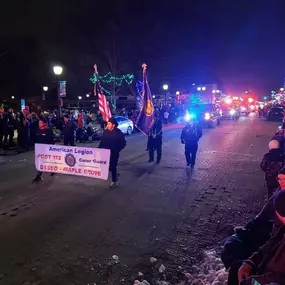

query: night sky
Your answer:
[1,0,285,99]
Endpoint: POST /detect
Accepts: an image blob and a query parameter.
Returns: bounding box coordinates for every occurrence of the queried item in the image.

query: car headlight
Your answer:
[229,109,236,115]
[184,113,195,121]
[204,113,211,120]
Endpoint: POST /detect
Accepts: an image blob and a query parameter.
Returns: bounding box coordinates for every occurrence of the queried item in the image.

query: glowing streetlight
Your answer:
[197,87,202,91]
[11,96,15,99]
[192,83,195,86]
[212,90,216,94]
[176,91,180,95]
[78,96,82,100]
[86,94,90,98]
[53,65,63,76]
[53,65,63,118]
[43,86,48,92]
[202,86,206,91]
[162,84,169,91]
[280,88,284,92]
[216,89,220,93]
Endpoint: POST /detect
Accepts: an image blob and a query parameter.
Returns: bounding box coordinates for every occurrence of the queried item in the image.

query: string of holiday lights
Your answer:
[90,72,134,108]
[90,72,134,86]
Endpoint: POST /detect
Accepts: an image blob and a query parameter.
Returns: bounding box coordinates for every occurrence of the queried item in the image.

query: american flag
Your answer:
[94,65,112,122]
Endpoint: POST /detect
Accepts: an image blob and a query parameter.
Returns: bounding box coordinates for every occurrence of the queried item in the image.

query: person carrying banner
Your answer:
[32,117,55,182]
[147,113,163,163]
[99,117,126,189]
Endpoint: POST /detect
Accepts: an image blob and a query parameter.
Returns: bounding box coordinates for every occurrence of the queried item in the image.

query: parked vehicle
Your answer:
[115,116,134,135]
[267,107,284,121]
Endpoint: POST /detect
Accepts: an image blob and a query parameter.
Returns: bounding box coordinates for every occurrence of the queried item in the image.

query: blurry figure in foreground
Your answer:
[260,140,285,198]
[99,117,126,189]
[238,190,285,285]
[180,120,202,169]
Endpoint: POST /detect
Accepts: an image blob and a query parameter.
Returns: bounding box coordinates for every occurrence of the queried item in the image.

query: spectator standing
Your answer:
[260,140,285,198]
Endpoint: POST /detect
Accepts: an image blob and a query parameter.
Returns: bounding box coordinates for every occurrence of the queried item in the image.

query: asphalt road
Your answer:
[0,114,279,285]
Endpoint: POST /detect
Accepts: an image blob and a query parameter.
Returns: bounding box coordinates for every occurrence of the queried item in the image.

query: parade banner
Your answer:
[35,144,110,180]
[59,81,67,97]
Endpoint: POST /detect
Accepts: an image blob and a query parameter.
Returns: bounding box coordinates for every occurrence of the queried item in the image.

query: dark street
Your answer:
[0,114,278,284]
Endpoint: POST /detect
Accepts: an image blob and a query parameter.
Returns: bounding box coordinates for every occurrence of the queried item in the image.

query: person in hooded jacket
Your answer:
[32,117,55,182]
[99,117,126,188]
[260,140,285,198]
[180,120,202,169]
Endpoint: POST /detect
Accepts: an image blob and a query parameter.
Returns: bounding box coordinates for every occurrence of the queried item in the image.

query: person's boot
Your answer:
[32,176,43,183]
[109,181,118,189]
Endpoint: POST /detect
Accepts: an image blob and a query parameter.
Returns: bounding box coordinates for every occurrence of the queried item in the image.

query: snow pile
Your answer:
[187,249,228,285]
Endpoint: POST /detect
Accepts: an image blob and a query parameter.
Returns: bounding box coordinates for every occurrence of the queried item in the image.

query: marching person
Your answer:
[147,114,163,163]
[32,117,55,182]
[99,117,126,189]
[180,120,202,169]
[63,115,76,146]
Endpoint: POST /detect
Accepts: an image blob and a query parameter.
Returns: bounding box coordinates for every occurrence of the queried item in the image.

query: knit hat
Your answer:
[108,117,118,128]
[269,140,279,150]
[273,191,285,218]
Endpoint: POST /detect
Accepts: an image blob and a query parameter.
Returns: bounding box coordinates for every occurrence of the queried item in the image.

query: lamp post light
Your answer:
[202,86,206,91]
[162,84,169,106]
[53,65,63,118]
[197,87,201,91]
[11,96,15,99]
[280,88,284,92]
[176,91,180,95]
[86,93,90,98]
[42,86,48,100]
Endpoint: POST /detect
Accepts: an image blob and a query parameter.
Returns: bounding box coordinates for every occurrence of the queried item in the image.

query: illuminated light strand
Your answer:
[90,72,134,109]
[90,72,134,86]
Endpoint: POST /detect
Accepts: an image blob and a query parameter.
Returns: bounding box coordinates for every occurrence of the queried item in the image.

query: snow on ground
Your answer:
[133,249,228,285]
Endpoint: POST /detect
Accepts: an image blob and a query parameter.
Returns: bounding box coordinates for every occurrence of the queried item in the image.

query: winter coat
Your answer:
[63,121,76,139]
[240,226,285,285]
[147,119,163,149]
[36,127,54,145]
[221,190,284,270]
[260,149,285,187]
[181,124,202,146]
[99,128,126,153]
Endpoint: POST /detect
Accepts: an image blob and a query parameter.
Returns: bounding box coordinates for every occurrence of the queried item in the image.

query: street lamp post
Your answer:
[162,84,169,107]
[42,86,48,100]
[53,65,63,118]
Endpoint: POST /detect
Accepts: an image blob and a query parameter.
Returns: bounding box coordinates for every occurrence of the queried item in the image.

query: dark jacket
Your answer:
[221,190,283,270]
[147,119,163,149]
[36,127,54,145]
[63,121,76,138]
[260,149,284,186]
[99,128,126,153]
[181,124,202,145]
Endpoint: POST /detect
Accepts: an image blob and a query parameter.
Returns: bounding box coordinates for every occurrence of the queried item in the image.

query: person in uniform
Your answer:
[63,115,76,146]
[180,120,202,169]
[32,117,55,182]
[99,117,126,189]
[147,115,163,163]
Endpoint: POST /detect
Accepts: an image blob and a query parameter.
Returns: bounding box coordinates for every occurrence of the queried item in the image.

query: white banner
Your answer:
[35,144,110,180]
